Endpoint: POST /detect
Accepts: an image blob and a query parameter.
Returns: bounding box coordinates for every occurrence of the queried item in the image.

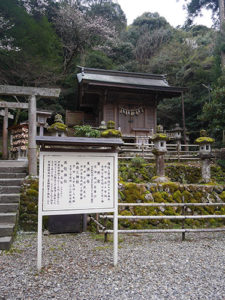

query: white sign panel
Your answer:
[42,154,114,211]
[39,152,117,214]
[38,151,118,270]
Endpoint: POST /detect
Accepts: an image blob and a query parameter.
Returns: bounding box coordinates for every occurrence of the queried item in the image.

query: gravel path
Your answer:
[0,231,224,300]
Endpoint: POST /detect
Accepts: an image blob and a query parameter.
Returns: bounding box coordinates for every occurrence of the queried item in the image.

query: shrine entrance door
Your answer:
[118,104,146,136]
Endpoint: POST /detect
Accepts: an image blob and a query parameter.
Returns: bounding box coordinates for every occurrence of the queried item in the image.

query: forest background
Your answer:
[1,0,225,145]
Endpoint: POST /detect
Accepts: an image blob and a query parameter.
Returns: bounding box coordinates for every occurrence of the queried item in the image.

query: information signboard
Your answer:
[37,151,118,270]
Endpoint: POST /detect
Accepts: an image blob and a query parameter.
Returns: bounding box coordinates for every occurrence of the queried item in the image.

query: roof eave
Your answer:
[83,80,187,94]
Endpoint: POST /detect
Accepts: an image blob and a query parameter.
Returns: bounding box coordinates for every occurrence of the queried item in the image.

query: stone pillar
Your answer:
[202,158,211,183]
[39,125,44,137]
[28,95,37,176]
[2,108,8,160]
[156,153,165,177]
[152,129,169,183]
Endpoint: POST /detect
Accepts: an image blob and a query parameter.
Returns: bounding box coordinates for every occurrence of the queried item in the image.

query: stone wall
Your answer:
[117,182,225,230]
[119,161,225,184]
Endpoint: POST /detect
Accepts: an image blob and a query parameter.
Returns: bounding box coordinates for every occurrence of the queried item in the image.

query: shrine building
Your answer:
[75,67,185,141]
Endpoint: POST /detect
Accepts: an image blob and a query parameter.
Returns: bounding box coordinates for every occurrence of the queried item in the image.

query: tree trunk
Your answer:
[219,0,225,69]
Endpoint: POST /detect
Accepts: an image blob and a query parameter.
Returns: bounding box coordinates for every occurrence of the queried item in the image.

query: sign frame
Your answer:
[37,151,118,270]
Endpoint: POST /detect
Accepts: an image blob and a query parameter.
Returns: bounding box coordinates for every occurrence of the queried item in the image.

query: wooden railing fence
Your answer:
[119,143,199,161]
[91,201,225,242]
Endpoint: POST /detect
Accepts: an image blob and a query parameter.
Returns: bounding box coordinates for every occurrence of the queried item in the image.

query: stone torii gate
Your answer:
[0,85,61,176]
[0,102,27,161]
[0,108,14,160]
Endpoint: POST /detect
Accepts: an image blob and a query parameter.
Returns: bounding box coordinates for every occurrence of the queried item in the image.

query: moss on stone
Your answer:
[116,182,225,231]
[152,133,168,141]
[101,129,122,138]
[107,120,115,129]
[195,137,214,144]
[48,122,67,132]
[173,190,182,203]
[19,178,44,232]
[26,189,38,197]
[220,191,225,201]
[119,161,214,184]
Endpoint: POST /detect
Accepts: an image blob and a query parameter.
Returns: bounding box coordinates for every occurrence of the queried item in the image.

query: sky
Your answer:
[117,0,213,28]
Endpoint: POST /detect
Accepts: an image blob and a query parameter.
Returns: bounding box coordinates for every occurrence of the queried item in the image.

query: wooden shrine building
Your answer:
[77,67,185,140]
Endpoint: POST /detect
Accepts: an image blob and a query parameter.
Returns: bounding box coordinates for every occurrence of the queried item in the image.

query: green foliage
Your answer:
[74,125,101,137]
[200,84,225,143]
[132,12,170,31]
[130,157,146,168]
[110,42,134,65]
[0,0,62,85]
[85,50,114,69]
[147,25,217,136]
[87,1,127,33]
[0,0,224,142]
[217,159,225,171]
[124,12,173,65]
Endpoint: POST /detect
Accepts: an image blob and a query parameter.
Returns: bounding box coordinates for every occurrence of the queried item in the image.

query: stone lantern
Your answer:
[37,110,52,137]
[171,123,182,151]
[152,126,169,183]
[195,130,214,183]
[99,120,107,131]
[47,114,68,137]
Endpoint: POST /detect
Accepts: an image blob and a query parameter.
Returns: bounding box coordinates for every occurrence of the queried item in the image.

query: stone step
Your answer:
[0,173,27,179]
[0,213,17,223]
[0,186,21,193]
[0,203,19,213]
[0,178,23,186]
[0,236,12,250]
[0,194,20,203]
[0,167,27,173]
[0,160,27,167]
[0,224,14,237]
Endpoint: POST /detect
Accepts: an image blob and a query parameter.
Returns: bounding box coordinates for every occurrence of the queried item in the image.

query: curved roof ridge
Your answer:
[77,66,167,80]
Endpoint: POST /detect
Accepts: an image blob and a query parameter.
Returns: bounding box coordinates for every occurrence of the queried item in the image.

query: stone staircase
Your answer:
[0,161,27,250]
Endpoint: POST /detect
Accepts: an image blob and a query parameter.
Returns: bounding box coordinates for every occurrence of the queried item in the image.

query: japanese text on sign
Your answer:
[42,154,114,211]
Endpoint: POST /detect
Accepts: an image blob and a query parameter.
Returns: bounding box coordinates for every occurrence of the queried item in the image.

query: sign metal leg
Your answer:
[37,213,43,271]
[113,210,118,266]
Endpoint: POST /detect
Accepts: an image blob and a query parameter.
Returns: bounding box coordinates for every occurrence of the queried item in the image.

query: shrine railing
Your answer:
[119,143,199,160]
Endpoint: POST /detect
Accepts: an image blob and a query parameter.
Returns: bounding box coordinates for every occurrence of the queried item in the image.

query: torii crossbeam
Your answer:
[0,85,61,176]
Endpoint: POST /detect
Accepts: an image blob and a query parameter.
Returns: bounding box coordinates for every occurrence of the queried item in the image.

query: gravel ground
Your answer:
[0,231,224,300]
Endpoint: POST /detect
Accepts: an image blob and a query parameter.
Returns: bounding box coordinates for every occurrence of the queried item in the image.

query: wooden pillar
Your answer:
[28,95,37,176]
[2,108,8,160]
[182,93,187,145]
